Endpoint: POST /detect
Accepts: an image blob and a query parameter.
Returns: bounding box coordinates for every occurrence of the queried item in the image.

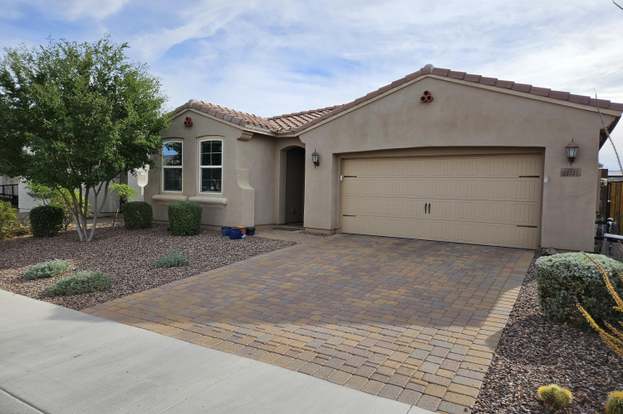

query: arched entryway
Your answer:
[283,147,305,224]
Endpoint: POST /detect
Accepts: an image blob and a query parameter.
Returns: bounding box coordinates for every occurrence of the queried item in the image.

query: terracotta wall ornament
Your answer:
[184,116,193,127]
[420,90,434,103]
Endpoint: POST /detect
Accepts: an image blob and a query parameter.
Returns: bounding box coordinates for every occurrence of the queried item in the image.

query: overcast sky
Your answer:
[1,0,622,168]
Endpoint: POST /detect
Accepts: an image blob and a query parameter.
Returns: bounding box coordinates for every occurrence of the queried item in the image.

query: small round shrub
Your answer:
[43,271,111,297]
[0,200,20,239]
[122,201,153,229]
[536,384,573,412]
[30,205,64,237]
[607,391,623,414]
[153,250,188,268]
[24,259,70,280]
[168,201,202,236]
[535,253,623,325]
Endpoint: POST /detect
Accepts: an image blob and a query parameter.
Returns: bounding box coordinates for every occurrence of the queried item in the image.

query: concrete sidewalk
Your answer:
[0,290,431,414]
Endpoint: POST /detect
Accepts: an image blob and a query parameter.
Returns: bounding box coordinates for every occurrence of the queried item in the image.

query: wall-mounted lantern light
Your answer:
[565,139,579,164]
[311,149,320,167]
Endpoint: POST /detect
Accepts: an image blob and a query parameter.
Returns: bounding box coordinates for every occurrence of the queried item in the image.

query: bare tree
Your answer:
[614,0,623,11]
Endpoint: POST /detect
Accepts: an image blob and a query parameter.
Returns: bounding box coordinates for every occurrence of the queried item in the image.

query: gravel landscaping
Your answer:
[0,225,293,310]
[473,256,623,414]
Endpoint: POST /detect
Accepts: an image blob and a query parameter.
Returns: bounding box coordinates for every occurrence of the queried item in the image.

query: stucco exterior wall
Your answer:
[145,111,303,228]
[145,112,247,226]
[299,77,616,251]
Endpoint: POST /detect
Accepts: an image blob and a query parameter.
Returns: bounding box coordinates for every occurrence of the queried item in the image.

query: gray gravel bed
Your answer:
[473,256,623,413]
[0,225,293,310]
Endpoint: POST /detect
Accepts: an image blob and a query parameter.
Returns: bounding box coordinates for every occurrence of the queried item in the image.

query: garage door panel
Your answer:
[341,215,539,249]
[342,154,542,178]
[343,177,541,202]
[342,196,539,226]
[340,153,542,249]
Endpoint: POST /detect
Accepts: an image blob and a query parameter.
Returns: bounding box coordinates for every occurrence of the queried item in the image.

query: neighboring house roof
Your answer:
[174,64,623,136]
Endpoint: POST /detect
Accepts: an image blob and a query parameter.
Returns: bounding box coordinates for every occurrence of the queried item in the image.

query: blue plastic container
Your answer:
[228,227,243,239]
[221,226,231,237]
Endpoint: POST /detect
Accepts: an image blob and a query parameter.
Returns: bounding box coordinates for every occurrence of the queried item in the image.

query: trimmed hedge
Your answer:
[535,252,623,325]
[30,205,64,237]
[122,201,153,229]
[43,271,111,297]
[24,259,70,280]
[168,201,202,236]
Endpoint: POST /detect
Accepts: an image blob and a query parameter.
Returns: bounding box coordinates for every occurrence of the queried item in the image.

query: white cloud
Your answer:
[3,0,623,167]
[53,0,129,20]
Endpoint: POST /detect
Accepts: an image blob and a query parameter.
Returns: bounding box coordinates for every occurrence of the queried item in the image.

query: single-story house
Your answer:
[145,64,623,251]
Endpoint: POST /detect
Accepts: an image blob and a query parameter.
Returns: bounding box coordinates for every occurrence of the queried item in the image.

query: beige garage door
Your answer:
[340,153,543,249]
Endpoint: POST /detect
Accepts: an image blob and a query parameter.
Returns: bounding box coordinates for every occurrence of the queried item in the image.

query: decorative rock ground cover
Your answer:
[473,257,623,413]
[0,225,292,310]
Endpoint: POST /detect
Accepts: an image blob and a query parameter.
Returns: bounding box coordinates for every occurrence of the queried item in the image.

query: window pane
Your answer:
[211,141,222,153]
[201,152,210,166]
[200,140,222,166]
[201,168,222,192]
[163,142,182,166]
[163,168,182,191]
[211,153,222,166]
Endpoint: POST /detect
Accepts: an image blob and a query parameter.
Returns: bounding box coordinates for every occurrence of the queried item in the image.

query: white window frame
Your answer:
[161,139,183,193]
[197,137,223,195]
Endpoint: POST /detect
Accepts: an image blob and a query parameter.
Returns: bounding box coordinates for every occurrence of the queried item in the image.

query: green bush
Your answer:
[43,271,111,297]
[24,259,70,280]
[168,201,202,236]
[536,253,623,325]
[122,201,153,229]
[26,182,74,230]
[154,250,188,268]
[30,205,64,237]
[606,391,623,414]
[0,201,20,239]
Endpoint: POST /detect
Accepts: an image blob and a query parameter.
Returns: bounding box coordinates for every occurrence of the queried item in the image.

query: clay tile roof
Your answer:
[267,105,342,133]
[177,64,623,136]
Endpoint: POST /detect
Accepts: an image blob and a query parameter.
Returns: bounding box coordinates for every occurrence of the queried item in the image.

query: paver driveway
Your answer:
[86,234,533,414]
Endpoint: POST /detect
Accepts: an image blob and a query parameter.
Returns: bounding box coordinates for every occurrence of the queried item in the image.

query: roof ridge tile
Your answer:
[176,64,622,135]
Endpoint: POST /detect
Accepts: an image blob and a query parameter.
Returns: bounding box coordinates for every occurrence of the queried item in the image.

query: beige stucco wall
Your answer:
[299,76,617,251]
[145,111,304,228]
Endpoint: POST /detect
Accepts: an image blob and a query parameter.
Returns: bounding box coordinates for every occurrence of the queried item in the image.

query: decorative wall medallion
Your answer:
[420,90,434,104]
[184,116,193,128]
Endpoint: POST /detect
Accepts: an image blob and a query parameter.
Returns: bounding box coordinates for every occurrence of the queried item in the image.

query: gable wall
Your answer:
[300,77,617,250]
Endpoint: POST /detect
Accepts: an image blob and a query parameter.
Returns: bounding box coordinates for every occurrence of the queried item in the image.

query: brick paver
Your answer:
[85,234,532,413]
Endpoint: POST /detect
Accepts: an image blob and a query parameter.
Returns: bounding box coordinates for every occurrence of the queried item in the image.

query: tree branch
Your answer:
[595,90,623,174]
[614,0,623,10]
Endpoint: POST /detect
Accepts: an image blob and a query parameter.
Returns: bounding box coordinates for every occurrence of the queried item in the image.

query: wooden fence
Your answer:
[608,181,623,234]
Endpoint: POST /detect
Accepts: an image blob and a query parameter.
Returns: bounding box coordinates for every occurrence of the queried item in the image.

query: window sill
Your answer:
[188,195,228,205]
[152,194,188,202]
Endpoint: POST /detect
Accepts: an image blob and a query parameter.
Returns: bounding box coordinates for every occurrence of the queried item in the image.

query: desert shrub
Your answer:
[154,250,188,268]
[122,201,153,229]
[168,201,202,236]
[606,391,623,414]
[26,182,74,229]
[535,253,623,325]
[0,201,20,239]
[536,384,573,413]
[577,253,623,357]
[43,271,111,296]
[24,259,70,280]
[30,205,64,237]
